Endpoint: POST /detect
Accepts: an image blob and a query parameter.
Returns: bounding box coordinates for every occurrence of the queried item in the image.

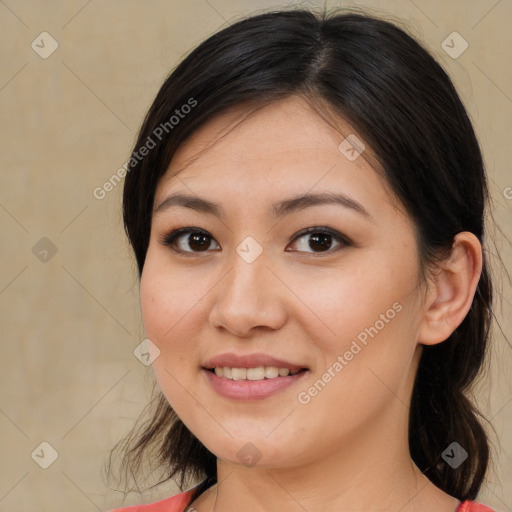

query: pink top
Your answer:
[108,489,195,512]
[109,489,497,512]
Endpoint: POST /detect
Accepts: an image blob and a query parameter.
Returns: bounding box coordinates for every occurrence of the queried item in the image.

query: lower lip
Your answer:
[203,368,310,401]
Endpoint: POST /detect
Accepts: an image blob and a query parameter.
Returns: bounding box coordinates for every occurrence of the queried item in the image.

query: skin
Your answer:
[139,95,482,512]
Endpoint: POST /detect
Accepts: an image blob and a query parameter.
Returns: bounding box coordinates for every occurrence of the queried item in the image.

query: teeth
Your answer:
[212,366,302,380]
[265,366,279,379]
[247,367,265,380]
[232,368,247,380]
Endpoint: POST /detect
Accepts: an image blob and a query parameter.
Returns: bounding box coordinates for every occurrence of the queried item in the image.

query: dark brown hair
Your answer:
[106,7,495,503]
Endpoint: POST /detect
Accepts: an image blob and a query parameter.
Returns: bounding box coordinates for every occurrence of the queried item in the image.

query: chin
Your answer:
[203,435,302,469]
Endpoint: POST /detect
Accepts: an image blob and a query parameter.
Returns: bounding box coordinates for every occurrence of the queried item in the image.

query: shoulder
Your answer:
[457,500,499,512]
[108,488,195,512]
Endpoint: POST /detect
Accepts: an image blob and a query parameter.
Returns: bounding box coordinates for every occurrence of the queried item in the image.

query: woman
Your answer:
[107,7,498,512]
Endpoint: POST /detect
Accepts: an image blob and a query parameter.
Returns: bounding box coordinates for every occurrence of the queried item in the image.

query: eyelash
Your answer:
[158,226,353,257]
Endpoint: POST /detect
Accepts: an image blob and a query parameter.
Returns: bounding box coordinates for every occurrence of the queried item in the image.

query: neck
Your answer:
[193,402,458,512]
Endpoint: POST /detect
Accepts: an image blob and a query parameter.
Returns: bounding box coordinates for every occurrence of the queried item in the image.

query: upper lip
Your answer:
[202,353,308,372]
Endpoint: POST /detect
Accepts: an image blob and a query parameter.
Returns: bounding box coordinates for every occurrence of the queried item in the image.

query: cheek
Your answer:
[290,276,420,441]
[139,260,199,416]
[140,251,204,343]
[139,256,199,372]
[297,248,418,346]
[291,244,422,405]
[138,250,226,404]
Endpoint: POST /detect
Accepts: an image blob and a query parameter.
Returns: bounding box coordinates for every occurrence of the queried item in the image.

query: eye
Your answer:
[159,226,351,256]
[159,227,220,255]
[287,226,351,254]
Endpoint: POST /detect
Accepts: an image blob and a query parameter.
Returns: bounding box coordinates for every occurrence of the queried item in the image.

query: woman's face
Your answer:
[140,95,426,469]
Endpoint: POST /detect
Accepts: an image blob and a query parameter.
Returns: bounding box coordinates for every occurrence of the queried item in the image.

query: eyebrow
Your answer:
[154,191,372,220]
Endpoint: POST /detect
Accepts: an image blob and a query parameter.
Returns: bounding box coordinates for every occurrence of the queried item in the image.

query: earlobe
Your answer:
[417,232,483,346]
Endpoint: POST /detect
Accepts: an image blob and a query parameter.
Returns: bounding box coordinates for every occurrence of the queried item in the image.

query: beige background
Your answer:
[0,0,511,510]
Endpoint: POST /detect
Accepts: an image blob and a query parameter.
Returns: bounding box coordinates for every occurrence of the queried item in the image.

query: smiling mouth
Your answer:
[205,366,309,381]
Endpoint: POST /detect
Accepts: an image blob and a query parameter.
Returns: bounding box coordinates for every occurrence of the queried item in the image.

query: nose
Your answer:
[208,247,288,337]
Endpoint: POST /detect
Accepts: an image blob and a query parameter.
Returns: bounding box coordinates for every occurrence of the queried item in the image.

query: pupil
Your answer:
[310,233,331,252]
[189,233,209,251]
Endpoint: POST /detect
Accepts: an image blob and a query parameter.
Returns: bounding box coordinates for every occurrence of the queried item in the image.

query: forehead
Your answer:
[154,95,393,212]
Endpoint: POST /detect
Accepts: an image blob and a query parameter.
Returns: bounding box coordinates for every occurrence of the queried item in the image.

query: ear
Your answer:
[418,232,483,346]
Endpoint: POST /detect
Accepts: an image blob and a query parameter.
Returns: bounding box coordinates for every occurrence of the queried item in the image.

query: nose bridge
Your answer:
[223,240,270,306]
[210,237,286,334]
